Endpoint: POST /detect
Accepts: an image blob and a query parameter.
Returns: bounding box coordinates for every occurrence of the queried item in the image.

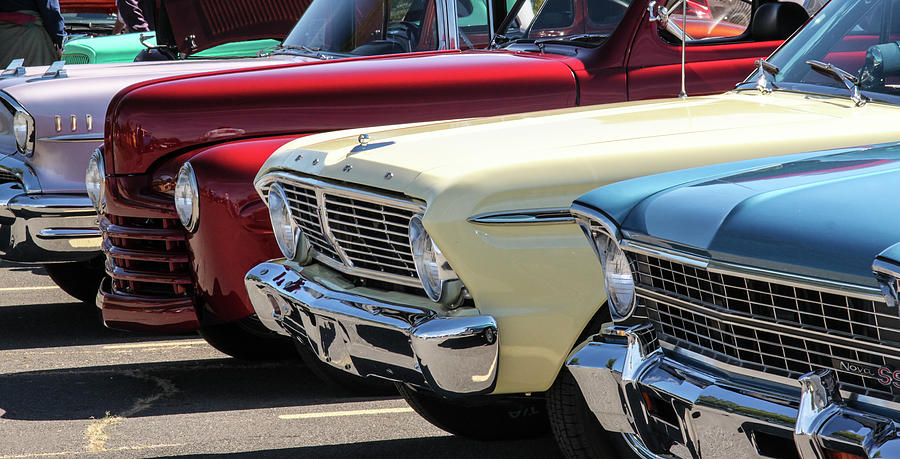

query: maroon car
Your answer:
[94,0,811,366]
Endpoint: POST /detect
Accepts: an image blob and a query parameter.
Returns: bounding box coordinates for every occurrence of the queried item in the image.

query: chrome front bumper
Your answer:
[0,182,101,262]
[244,261,499,397]
[569,325,900,459]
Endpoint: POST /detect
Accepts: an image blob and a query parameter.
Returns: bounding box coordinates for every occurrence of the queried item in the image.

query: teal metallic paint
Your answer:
[574,143,900,288]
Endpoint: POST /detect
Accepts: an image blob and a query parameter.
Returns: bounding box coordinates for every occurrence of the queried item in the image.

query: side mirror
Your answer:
[648,1,670,27]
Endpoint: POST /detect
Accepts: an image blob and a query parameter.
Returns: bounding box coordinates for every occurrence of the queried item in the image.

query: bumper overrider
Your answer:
[0,159,101,263]
[569,324,900,459]
[244,261,499,397]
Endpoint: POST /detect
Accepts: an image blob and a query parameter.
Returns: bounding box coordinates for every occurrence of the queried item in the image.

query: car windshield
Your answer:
[746,0,900,104]
[280,0,439,57]
[497,0,635,44]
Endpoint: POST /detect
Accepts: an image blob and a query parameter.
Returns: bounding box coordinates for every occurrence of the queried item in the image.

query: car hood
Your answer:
[1,57,301,143]
[611,145,900,288]
[259,91,900,201]
[155,0,311,55]
[60,0,116,13]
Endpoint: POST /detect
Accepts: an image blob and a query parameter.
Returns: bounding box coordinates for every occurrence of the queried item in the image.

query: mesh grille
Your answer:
[62,53,90,64]
[631,252,900,400]
[278,180,420,285]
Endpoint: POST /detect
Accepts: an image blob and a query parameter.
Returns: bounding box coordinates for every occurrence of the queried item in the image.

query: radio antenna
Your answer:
[679,0,687,98]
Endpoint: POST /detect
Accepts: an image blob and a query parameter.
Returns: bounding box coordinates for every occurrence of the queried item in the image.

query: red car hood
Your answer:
[104,50,578,175]
[155,0,312,55]
[59,0,117,13]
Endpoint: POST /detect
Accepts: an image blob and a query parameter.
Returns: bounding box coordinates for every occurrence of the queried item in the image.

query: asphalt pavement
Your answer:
[0,260,562,458]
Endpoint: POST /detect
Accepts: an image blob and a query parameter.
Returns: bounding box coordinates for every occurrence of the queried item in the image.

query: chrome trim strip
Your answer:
[38,133,104,143]
[0,155,40,193]
[0,90,27,115]
[38,228,102,239]
[622,434,666,459]
[621,241,881,301]
[467,207,574,225]
[873,258,900,279]
[437,0,460,50]
[256,172,425,289]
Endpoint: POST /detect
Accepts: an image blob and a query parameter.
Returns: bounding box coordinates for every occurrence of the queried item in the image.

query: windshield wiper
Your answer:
[806,59,868,106]
[272,45,330,60]
[534,33,609,46]
[754,59,779,94]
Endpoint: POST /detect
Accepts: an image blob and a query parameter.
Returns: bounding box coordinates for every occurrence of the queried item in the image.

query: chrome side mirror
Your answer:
[648,1,670,27]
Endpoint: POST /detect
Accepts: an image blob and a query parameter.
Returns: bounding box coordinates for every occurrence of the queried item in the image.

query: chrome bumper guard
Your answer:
[0,182,101,262]
[244,261,499,397]
[568,325,900,459]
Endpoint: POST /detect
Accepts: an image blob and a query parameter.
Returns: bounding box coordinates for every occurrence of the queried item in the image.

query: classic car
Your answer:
[94,0,808,366]
[61,0,311,64]
[568,143,900,458]
[0,0,417,305]
[60,0,118,38]
[240,0,900,444]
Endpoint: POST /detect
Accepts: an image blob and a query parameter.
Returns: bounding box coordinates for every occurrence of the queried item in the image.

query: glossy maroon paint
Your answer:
[100,0,796,333]
[59,0,117,13]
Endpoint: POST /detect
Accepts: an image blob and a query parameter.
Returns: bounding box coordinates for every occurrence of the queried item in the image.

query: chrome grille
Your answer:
[631,252,900,400]
[274,177,422,287]
[0,168,18,184]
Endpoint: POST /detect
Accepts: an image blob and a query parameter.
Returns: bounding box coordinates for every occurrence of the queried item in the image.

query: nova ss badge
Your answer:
[834,359,900,389]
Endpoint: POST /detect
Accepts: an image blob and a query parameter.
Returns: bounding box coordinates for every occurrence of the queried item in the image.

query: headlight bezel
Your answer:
[174,162,200,232]
[575,209,637,321]
[85,149,106,213]
[267,182,305,262]
[409,215,463,304]
[13,109,34,156]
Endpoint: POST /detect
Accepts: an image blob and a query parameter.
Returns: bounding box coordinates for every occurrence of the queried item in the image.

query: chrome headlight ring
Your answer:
[13,110,34,156]
[576,214,637,321]
[409,215,464,304]
[266,182,309,262]
[174,162,200,232]
[85,149,106,213]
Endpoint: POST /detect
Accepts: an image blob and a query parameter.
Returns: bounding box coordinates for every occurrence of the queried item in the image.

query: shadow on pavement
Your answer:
[0,301,198,351]
[163,435,563,458]
[0,357,399,421]
[0,260,48,276]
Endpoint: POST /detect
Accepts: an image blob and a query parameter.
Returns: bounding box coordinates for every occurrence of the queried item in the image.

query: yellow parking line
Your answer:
[102,339,207,349]
[279,407,414,420]
[0,286,58,292]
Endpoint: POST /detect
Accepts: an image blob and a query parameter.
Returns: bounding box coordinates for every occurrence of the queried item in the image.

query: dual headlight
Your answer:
[174,162,200,232]
[85,149,105,213]
[582,225,636,320]
[13,110,34,156]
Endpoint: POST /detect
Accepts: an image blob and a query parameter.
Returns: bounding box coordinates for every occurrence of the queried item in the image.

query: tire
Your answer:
[295,342,397,396]
[199,317,298,361]
[43,256,106,304]
[548,368,634,459]
[396,383,550,441]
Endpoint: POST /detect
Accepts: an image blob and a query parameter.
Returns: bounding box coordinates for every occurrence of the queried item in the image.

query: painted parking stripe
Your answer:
[0,286,58,292]
[0,443,184,458]
[102,339,207,349]
[279,407,414,420]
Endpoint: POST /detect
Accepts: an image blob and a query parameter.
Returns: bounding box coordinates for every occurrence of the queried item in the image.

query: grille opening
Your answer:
[752,431,800,459]
[112,278,193,297]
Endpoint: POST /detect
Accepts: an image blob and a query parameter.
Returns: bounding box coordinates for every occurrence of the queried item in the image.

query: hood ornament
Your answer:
[1,59,25,79]
[358,134,371,147]
[42,60,67,79]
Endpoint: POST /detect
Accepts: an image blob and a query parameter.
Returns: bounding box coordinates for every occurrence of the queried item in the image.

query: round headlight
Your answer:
[409,215,461,303]
[85,149,106,213]
[13,110,34,156]
[174,162,200,232]
[596,234,636,320]
[267,183,299,261]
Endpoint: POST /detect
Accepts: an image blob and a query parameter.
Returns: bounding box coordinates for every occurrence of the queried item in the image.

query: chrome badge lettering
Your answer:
[838,360,899,388]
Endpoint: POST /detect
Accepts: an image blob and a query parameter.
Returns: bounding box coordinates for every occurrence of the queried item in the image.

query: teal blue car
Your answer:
[62,32,280,64]
[564,144,900,457]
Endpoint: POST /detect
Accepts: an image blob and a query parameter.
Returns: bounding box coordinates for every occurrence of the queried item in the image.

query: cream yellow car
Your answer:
[242,0,900,450]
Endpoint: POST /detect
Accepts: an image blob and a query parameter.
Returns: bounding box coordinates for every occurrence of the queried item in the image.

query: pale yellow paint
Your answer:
[101,339,207,350]
[258,90,900,394]
[0,286,57,292]
[278,407,414,420]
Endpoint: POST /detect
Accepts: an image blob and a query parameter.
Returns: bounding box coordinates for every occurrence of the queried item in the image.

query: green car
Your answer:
[62,33,280,64]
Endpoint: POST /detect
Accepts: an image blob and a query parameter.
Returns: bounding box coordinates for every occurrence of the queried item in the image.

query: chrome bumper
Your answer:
[244,261,499,397]
[569,325,900,459]
[0,183,101,262]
